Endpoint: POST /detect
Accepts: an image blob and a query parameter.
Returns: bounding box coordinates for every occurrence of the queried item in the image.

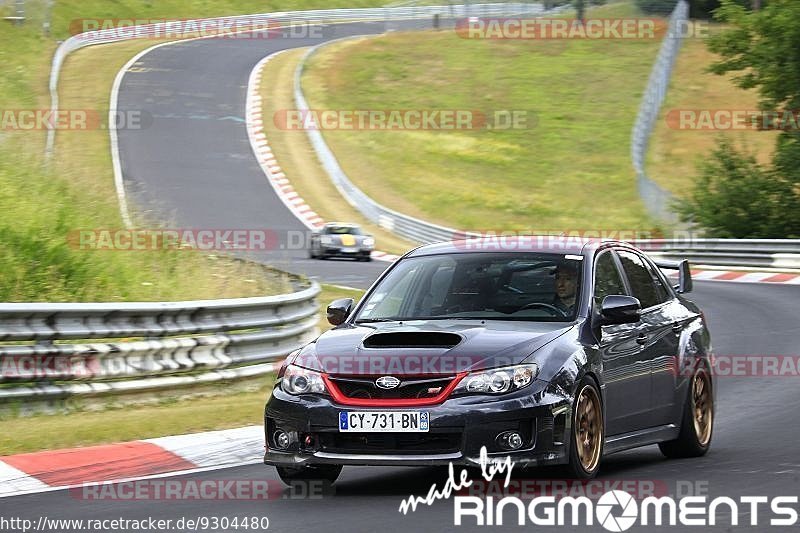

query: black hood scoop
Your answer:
[362,331,463,349]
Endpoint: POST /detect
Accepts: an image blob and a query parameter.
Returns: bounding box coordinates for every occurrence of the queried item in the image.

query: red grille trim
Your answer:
[322,372,468,407]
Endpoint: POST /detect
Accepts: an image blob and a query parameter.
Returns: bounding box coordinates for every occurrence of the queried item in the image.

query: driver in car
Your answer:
[553,263,578,314]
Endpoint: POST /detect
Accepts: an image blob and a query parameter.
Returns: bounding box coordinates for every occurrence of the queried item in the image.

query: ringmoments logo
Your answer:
[596,490,638,532]
[452,490,800,528]
[398,459,800,529]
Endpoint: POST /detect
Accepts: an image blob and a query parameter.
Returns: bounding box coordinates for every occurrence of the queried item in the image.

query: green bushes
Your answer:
[677,139,800,238]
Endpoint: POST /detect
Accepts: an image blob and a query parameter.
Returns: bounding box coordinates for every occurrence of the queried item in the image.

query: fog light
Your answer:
[497,431,524,451]
[274,430,291,450]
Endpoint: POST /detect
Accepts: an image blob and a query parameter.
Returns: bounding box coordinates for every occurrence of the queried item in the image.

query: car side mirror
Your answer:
[327,298,354,326]
[599,295,641,325]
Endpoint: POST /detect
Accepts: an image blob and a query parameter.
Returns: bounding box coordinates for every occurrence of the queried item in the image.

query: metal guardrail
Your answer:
[45,3,551,156]
[630,0,688,224]
[639,239,800,269]
[0,282,320,403]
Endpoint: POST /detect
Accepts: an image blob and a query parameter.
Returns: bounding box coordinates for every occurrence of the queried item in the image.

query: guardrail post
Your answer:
[14,0,23,24]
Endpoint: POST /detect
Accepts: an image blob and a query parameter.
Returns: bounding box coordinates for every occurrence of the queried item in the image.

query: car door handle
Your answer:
[636,334,648,345]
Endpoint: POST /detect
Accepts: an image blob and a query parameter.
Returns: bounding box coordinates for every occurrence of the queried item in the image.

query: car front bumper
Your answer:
[263,381,572,468]
[320,245,371,258]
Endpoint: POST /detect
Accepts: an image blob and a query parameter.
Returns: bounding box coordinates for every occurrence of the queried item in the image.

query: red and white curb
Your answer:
[661,267,800,285]
[0,425,264,498]
[688,269,800,284]
[245,51,400,263]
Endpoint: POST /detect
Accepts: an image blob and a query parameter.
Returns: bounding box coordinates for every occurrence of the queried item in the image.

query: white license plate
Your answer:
[339,411,429,432]
[341,247,357,253]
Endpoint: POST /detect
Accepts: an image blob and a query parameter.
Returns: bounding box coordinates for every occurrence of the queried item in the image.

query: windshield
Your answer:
[355,252,583,322]
[324,226,362,235]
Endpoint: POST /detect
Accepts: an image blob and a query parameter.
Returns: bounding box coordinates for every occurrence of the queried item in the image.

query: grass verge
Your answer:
[646,35,777,196]
[300,2,664,232]
[258,48,416,256]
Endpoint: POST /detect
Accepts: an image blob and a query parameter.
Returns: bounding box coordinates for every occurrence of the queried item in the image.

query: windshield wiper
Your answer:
[396,316,489,321]
[354,318,400,324]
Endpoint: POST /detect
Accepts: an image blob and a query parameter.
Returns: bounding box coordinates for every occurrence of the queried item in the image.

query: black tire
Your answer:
[564,377,604,479]
[308,248,317,259]
[659,366,713,458]
[275,464,342,486]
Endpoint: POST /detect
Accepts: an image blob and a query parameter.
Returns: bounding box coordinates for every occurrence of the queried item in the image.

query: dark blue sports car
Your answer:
[265,236,713,484]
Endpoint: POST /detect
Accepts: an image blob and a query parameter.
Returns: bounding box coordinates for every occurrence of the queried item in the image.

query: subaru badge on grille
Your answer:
[375,376,400,389]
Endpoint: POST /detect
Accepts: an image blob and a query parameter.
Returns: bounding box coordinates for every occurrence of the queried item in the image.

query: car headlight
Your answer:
[362,237,375,248]
[453,364,539,395]
[320,236,334,245]
[280,364,327,395]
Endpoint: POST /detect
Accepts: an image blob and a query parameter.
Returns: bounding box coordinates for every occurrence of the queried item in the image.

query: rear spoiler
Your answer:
[653,259,692,294]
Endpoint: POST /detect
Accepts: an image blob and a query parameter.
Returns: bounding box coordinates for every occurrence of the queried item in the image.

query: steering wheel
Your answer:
[518,302,569,317]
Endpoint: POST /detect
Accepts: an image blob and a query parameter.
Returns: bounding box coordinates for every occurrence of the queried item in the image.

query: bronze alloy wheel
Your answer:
[692,369,713,446]
[575,385,603,473]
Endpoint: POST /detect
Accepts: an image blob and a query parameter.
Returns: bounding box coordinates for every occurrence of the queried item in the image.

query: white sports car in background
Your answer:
[309,223,374,261]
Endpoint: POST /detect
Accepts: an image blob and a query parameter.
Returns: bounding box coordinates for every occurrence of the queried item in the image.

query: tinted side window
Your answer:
[616,250,663,309]
[594,251,627,305]
[645,260,671,303]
